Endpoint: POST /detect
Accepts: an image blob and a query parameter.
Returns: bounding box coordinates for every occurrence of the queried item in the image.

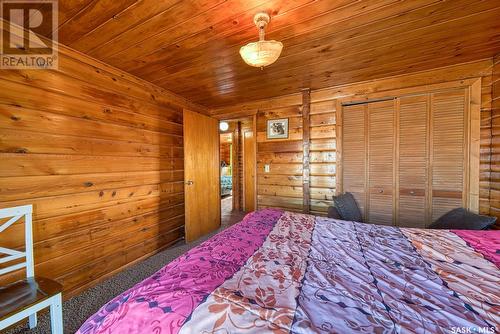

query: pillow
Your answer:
[332,192,363,222]
[429,208,496,230]
[327,206,342,220]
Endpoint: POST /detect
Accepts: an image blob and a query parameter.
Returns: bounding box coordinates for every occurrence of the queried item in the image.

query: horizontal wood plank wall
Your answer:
[491,54,500,219]
[0,43,206,298]
[309,100,336,215]
[257,104,304,213]
[213,59,494,217]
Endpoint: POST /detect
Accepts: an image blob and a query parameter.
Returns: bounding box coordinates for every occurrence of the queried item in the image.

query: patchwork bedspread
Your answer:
[77,209,499,334]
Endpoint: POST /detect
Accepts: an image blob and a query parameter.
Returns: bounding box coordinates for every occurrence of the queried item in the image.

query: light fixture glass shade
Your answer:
[219,121,229,131]
[239,40,283,68]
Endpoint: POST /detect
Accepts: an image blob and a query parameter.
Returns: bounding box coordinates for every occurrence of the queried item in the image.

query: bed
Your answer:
[221,175,232,196]
[77,209,499,334]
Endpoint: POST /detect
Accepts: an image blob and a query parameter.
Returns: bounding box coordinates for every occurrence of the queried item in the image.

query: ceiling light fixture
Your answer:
[219,121,229,131]
[239,12,283,69]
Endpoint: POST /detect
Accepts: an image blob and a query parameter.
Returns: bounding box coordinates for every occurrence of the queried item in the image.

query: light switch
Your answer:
[264,164,270,173]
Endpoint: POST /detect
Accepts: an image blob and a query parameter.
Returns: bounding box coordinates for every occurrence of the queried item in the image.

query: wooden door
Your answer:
[430,89,467,221]
[398,95,429,227]
[341,86,477,227]
[342,104,367,219]
[243,130,256,211]
[367,100,395,225]
[183,110,220,242]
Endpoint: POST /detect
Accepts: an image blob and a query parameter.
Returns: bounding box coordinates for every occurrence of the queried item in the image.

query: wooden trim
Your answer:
[217,125,222,225]
[393,99,400,226]
[232,123,241,211]
[211,109,259,121]
[426,94,433,225]
[302,89,311,214]
[241,128,253,211]
[463,87,471,210]
[253,114,258,210]
[468,79,481,213]
[335,100,343,195]
[242,128,247,210]
[310,60,492,103]
[334,79,480,106]
[364,104,369,222]
[210,93,302,119]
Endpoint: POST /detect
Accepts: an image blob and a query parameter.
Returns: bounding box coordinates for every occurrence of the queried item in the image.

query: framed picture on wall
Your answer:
[267,118,289,139]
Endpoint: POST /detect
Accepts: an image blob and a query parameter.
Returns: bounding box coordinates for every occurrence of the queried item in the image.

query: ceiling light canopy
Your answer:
[239,13,283,68]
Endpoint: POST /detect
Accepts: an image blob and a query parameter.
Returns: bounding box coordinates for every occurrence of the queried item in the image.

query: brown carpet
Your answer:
[5,210,246,334]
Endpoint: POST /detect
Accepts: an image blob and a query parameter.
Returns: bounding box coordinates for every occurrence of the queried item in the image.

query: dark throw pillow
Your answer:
[332,192,363,222]
[327,206,342,220]
[429,208,496,230]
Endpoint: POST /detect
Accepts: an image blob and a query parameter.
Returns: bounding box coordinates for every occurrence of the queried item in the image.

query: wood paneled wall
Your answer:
[0,42,206,298]
[255,98,337,215]
[212,59,495,218]
[220,142,231,165]
[491,55,500,218]
[257,104,304,213]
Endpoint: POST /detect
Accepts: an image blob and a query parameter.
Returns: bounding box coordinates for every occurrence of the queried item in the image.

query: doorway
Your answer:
[219,117,256,226]
[219,126,234,223]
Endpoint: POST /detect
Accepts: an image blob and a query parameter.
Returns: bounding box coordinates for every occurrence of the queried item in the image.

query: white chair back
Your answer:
[0,204,34,278]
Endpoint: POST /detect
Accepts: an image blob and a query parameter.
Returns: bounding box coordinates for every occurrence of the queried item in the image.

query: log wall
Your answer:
[0,43,207,298]
[491,55,500,218]
[212,59,495,217]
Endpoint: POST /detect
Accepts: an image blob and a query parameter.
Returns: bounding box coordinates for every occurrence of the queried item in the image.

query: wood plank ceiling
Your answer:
[41,0,500,108]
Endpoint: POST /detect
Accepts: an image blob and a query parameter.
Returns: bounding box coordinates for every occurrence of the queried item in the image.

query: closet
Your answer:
[341,86,479,227]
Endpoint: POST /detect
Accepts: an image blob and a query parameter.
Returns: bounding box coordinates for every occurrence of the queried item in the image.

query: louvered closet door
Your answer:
[368,100,395,225]
[431,89,467,221]
[342,104,367,219]
[398,95,428,228]
[341,87,473,227]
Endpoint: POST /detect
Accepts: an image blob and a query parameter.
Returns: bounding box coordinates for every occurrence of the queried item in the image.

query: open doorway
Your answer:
[219,126,233,219]
[219,117,256,226]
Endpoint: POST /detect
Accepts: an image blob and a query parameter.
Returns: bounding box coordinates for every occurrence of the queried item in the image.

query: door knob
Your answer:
[185,180,194,185]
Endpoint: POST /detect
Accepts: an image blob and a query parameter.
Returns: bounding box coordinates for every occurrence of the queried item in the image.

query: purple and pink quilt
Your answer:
[77,209,499,333]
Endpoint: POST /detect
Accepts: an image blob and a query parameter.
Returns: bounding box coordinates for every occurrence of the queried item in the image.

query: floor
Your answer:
[221,195,246,225]
[6,207,247,334]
